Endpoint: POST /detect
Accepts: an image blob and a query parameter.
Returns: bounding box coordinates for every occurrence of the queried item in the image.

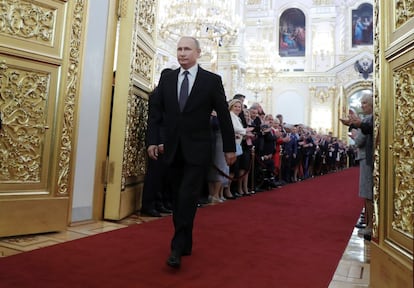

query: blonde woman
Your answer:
[228,99,254,196]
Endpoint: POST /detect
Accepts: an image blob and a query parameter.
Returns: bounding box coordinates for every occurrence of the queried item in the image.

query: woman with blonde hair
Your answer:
[227,99,254,196]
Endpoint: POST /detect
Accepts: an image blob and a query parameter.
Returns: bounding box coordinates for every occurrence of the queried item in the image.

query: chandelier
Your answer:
[245,40,277,92]
[158,0,240,56]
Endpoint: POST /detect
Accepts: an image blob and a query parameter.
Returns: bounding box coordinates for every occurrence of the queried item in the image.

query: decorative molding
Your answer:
[119,0,128,18]
[247,0,261,5]
[135,46,153,83]
[391,63,414,236]
[123,89,148,181]
[0,0,56,45]
[137,0,156,38]
[121,0,153,189]
[272,75,336,84]
[372,0,380,240]
[313,0,334,5]
[395,0,414,29]
[0,61,50,182]
[57,0,85,196]
[310,86,330,103]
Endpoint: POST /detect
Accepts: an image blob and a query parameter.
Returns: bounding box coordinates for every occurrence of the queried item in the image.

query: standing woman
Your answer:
[207,111,228,203]
[340,94,374,240]
[227,99,253,196]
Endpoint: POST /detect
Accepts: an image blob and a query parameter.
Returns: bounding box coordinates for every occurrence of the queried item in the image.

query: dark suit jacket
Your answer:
[147,66,235,166]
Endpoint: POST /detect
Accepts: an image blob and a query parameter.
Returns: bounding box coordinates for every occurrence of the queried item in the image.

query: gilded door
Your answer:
[370,0,414,286]
[0,0,86,237]
[103,0,156,220]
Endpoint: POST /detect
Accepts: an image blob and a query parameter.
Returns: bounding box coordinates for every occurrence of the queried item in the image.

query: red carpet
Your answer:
[0,168,361,288]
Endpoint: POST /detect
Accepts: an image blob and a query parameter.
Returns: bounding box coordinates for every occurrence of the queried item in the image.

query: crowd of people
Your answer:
[143,89,362,214]
[204,94,360,204]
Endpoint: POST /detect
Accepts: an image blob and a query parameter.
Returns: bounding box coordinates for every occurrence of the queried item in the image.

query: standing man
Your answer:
[146,36,236,269]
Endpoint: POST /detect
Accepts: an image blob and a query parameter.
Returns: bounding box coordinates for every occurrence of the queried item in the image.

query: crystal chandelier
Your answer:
[158,0,240,56]
[245,40,277,93]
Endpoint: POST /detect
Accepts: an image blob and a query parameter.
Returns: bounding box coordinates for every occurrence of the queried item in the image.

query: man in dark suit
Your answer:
[147,36,236,269]
[141,69,174,217]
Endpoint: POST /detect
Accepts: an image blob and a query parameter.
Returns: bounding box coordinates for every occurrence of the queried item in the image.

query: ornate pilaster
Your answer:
[57,0,86,196]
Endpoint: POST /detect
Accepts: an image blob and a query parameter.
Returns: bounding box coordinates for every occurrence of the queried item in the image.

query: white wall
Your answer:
[72,0,110,222]
[274,90,306,125]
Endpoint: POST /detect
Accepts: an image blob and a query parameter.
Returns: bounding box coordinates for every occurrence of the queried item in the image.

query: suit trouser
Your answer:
[168,150,207,254]
[141,155,167,211]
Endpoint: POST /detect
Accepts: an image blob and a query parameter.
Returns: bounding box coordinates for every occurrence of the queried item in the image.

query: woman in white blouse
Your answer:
[227,99,254,196]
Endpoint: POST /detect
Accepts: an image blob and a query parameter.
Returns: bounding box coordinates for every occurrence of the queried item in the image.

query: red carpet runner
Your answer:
[0,168,361,288]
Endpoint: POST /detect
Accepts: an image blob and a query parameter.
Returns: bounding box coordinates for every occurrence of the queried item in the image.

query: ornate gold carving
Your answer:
[395,0,414,29]
[316,88,329,103]
[122,91,148,182]
[0,61,50,182]
[309,86,336,104]
[372,0,380,239]
[57,0,85,195]
[0,0,56,44]
[137,0,156,37]
[391,64,414,235]
[120,1,152,189]
[119,0,128,18]
[135,47,153,83]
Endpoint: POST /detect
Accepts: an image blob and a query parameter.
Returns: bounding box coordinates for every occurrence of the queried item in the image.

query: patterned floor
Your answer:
[0,208,370,287]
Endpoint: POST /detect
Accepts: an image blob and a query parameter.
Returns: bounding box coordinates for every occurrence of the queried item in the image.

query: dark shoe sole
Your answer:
[166,260,180,268]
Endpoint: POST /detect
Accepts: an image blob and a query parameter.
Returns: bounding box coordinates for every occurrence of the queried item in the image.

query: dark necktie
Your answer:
[179,71,189,111]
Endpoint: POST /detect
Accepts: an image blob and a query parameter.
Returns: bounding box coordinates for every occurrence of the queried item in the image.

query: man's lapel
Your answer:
[168,69,180,112]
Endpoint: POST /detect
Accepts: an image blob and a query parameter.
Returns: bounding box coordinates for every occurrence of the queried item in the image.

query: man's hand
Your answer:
[224,152,236,166]
[339,117,351,126]
[147,145,159,160]
[349,113,362,127]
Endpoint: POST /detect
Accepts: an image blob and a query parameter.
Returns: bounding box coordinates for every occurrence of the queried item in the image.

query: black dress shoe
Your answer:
[363,234,372,241]
[355,222,366,229]
[166,251,181,268]
[141,208,161,217]
[156,206,172,214]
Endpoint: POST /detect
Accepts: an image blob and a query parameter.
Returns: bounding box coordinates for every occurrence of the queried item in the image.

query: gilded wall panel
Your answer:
[0,60,51,183]
[392,63,414,236]
[0,0,66,58]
